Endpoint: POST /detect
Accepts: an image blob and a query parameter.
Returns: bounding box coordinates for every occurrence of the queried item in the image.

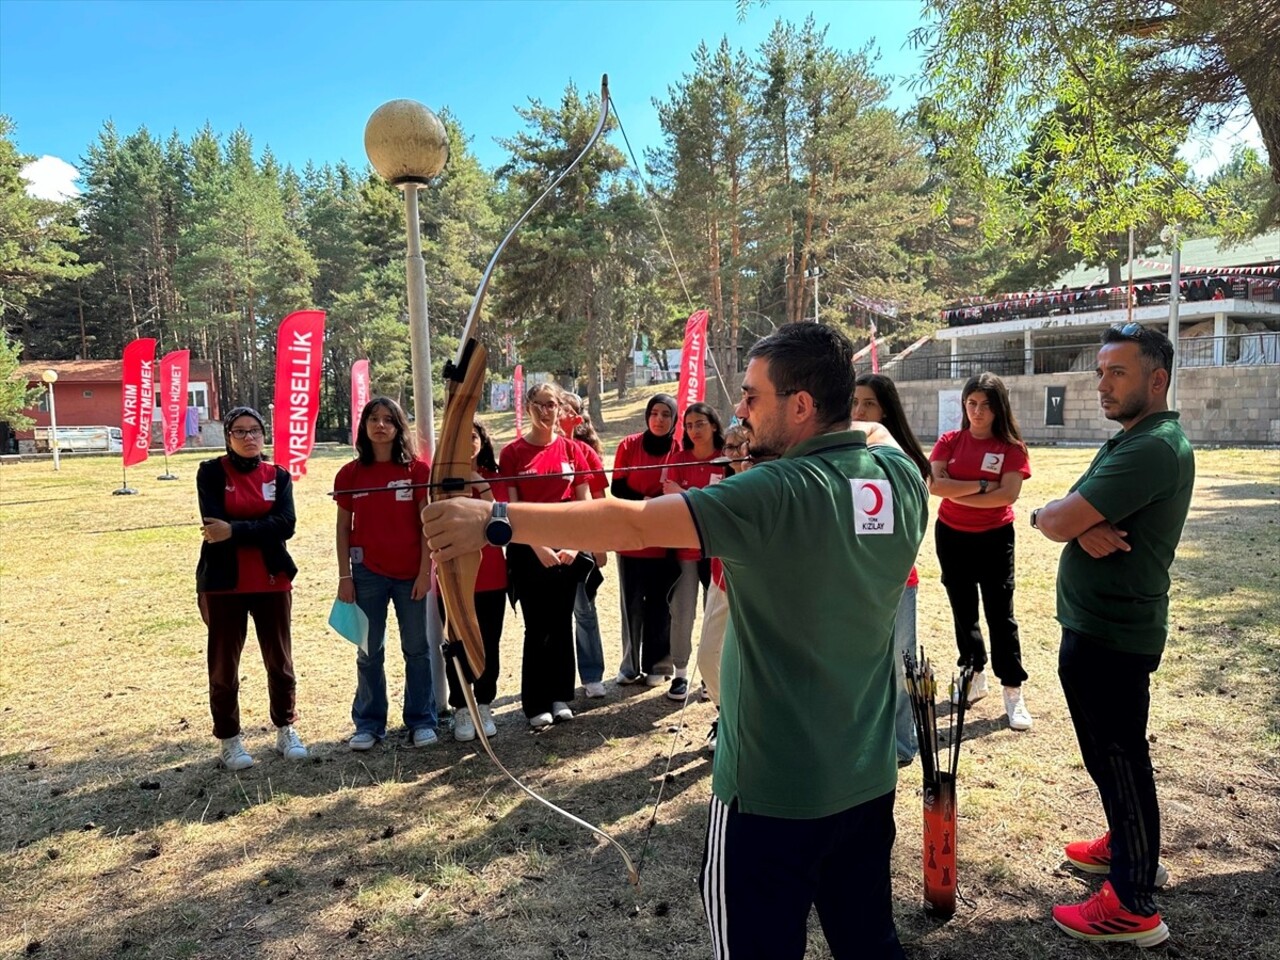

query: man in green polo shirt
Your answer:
[1032,324,1194,949]
[423,323,927,960]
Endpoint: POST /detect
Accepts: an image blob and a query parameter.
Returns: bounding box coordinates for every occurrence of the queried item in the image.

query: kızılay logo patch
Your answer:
[851,479,894,535]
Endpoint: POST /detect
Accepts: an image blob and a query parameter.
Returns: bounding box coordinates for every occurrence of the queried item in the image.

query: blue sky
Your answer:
[0,0,928,197]
[1,0,1260,201]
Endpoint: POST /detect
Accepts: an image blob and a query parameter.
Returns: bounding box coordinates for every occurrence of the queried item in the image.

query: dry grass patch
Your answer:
[2,409,1277,958]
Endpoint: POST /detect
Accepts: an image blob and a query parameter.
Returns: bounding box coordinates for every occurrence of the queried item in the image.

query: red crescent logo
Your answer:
[861,483,884,516]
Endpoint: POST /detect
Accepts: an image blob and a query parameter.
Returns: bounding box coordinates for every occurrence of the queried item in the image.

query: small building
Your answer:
[9,358,221,454]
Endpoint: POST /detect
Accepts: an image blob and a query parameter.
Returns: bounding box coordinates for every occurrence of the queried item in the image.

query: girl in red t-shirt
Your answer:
[196,406,306,772]
[499,383,592,729]
[854,374,932,766]
[661,401,726,701]
[445,419,508,742]
[928,372,1033,731]
[611,393,680,685]
[333,397,437,750]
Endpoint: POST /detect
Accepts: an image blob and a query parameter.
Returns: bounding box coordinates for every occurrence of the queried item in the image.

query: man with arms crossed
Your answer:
[1032,324,1194,947]
[424,323,926,960]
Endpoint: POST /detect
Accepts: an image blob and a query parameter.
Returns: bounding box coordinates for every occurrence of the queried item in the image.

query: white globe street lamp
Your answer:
[41,369,60,471]
[364,100,450,458]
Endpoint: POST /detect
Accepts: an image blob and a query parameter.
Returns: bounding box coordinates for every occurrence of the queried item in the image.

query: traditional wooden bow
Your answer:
[429,74,638,886]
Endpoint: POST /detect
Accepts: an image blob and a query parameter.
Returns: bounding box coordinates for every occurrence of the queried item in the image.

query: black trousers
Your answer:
[508,545,578,717]
[441,588,506,708]
[617,554,679,677]
[934,519,1027,686]
[1059,628,1163,915]
[700,791,905,960]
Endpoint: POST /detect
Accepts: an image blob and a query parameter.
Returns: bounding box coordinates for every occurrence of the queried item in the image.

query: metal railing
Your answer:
[872,333,1279,382]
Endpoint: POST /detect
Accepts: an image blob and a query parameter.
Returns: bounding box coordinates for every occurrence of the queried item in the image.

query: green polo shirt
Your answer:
[1056,411,1195,655]
[683,430,927,819]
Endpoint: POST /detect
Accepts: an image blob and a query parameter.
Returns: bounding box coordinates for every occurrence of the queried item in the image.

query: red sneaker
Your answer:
[1065,831,1169,886]
[1052,881,1169,947]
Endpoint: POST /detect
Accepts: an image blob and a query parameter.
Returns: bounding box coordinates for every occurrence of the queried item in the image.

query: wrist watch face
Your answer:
[485,505,513,546]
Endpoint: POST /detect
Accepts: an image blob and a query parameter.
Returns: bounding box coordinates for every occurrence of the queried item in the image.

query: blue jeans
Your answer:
[351,564,436,736]
[574,582,605,685]
[892,585,919,763]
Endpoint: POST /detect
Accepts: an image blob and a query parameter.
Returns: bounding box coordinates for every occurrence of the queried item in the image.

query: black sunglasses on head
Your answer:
[1113,321,1144,338]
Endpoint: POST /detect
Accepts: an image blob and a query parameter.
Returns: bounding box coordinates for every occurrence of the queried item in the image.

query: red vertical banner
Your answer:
[273,310,326,480]
[350,359,370,446]
[675,309,709,444]
[513,364,524,437]
[121,338,157,467]
[869,318,880,374]
[159,349,190,456]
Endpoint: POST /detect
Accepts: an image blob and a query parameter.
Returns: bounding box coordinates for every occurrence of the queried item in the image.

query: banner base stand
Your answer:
[156,473,179,481]
[112,486,139,496]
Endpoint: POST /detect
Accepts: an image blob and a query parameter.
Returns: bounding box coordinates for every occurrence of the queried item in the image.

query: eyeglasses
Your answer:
[685,419,711,430]
[529,400,558,412]
[230,428,263,439]
[740,389,797,410]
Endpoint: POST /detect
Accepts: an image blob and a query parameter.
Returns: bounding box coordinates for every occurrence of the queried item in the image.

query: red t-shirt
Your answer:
[572,439,608,497]
[474,467,509,593]
[929,430,1031,533]
[333,458,431,581]
[613,432,678,558]
[498,435,589,504]
[220,459,291,593]
[669,450,727,560]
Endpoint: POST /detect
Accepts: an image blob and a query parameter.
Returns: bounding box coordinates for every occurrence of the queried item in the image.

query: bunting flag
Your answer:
[674,309,709,444]
[513,364,524,437]
[350,359,370,447]
[273,310,326,480]
[158,349,190,457]
[120,338,157,467]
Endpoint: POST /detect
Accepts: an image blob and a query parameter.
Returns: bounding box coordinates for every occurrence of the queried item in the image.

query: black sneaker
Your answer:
[667,677,690,701]
[706,719,718,752]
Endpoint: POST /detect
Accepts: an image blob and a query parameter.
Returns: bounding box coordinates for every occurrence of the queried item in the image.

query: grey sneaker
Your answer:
[477,703,497,737]
[615,669,642,685]
[453,710,476,742]
[551,701,574,722]
[411,727,439,748]
[349,732,377,752]
[219,735,253,771]
[274,725,308,760]
[583,682,607,698]
[528,712,553,729]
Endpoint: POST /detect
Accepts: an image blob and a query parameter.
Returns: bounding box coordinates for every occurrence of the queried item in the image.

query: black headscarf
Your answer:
[223,405,267,473]
[642,393,678,456]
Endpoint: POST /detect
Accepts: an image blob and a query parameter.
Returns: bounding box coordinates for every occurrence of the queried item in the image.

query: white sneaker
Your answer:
[1003,686,1033,731]
[551,701,574,722]
[274,725,308,760]
[954,669,989,705]
[454,710,476,742]
[644,673,670,687]
[219,735,253,771]
[583,682,607,698]
[349,732,377,751]
[477,703,497,737]
[411,727,439,747]
[529,712,554,729]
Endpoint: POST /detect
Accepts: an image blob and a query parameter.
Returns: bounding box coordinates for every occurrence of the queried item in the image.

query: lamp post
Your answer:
[1160,223,1181,409]
[41,369,59,471]
[804,265,822,323]
[364,100,450,458]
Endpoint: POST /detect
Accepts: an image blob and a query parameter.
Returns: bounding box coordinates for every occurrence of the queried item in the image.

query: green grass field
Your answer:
[2,391,1277,960]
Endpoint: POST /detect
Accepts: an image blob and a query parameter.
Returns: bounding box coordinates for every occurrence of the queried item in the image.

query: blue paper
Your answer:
[328,599,369,653]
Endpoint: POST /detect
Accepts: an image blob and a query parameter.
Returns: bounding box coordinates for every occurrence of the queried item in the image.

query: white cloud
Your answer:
[20,155,82,201]
[1179,115,1265,179]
